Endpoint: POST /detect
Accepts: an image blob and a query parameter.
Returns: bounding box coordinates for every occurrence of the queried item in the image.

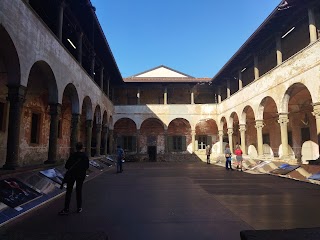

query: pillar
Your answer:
[218,130,224,154]
[46,103,61,164]
[255,120,264,157]
[308,7,318,43]
[312,103,320,155]
[191,88,194,104]
[99,67,104,90]
[254,55,259,80]
[85,120,93,157]
[239,124,247,155]
[164,129,168,153]
[164,87,167,105]
[227,128,233,153]
[103,126,109,155]
[76,31,83,65]
[137,88,141,105]
[90,51,96,78]
[57,1,66,41]
[109,129,114,154]
[95,124,102,156]
[227,80,230,98]
[218,87,222,103]
[70,113,80,154]
[278,113,289,159]
[136,129,140,153]
[238,71,243,90]
[276,34,283,65]
[191,130,195,153]
[3,86,26,169]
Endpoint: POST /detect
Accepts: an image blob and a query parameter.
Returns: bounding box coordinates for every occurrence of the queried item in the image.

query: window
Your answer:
[168,136,186,152]
[0,102,6,132]
[197,135,207,150]
[118,136,136,152]
[31,113,40,144]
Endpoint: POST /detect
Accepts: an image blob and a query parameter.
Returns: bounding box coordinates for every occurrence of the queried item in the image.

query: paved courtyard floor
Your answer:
[1,162,320,240]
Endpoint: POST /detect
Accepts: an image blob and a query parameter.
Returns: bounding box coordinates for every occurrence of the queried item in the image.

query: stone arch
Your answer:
[82,96,93,120]
[229,112,240,148]
[93,105,101,124]
[219,116,227,130]
[281,83,315,161]
[114,118,138,153]
[241,105,257,150]
[62,83,80,114]
[140,118,165,156]
[195,118,218,151]
[167,118,192,153]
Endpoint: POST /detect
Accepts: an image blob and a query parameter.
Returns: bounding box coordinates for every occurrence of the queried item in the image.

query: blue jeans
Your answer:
[117,159,123,173]
[225,157,232,169]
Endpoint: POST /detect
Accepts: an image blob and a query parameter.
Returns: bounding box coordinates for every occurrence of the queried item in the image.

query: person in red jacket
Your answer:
[234,145,243,171]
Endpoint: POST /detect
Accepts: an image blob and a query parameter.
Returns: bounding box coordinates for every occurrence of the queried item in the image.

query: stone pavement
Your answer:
[1,162,320,240]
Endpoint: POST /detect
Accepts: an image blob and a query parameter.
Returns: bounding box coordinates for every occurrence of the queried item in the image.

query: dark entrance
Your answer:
[148,146,157,161]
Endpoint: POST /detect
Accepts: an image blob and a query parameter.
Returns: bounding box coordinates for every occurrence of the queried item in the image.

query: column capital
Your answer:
[7,85,26,104]
[218,130,224,137]
[227,128,233,135]
[96,123,102,131]
[312,103,320,117]
[278,113,289,124]
[49,103,61,115]
[86,119,93,128]
[255,120,264,129]
[239,124,246,132]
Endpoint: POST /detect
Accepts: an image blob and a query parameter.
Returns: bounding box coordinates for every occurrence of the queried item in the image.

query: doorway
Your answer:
[148,146,157,162]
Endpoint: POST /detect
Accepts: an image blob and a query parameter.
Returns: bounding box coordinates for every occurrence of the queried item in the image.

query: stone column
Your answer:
[137,88,141,105]
[109,129,114,154]
[255,120,264,157]
[238,71,243,90]
[254,55,259,80]
[218,87,222,103]
[85,120,93,157]
[276,34,283,65]
[164,87,167,105]
[3,86,26,170]
[218,130,224,154]
[103,126,109,155]
[278,113,289,159]
[191,130,195,153]
[191,88,194,104]
[70,113,80,154]
[90,51,96,78]
[239,124,247,155]
[57,1,66,41]
[136,129,140,153]
[46,103,61,164]
[312,103,320,154]
[99,67,104,90]
[308,7,318,43]
[227,128,233,153]
[227,80,230,98]
[76,31,83,65]
[95,124,102,156]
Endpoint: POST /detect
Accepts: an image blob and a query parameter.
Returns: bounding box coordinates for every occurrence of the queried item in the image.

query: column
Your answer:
[238,71,243,90]
[3,86,26,170]
[57,1,66,41]
[254,55,259,80]
[312,103,320,155]
[227,80,230,98]
[191,88,194,104]
[227,128,233,153]
[90,51,96,78]
[85,120,93,157]
[136,129,140,153]
[99,66,104,90]
[46,103,61,164]
[137,88,141,105]
[308,7,318,43]
[239,124,247,155]
[164,129,168,153]
[218,87,222,103]
[278,113,290,159]
[76,31,83,65]
[191,130,195,153]
[103,126,109,155]
[255,120,264,157]
[70,113,80,154]
[276,34,283,65]
[107,78,110,97]
[108,129,114,154]
[218,130,224,154]
[164,87,167,105]
[95,124,102,156]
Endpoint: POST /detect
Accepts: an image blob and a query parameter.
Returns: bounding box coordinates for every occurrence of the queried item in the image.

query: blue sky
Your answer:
[91,0,281,78]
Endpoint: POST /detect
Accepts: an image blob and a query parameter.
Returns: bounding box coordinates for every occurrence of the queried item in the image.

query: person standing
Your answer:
[59,142,89,215]
[205,144,212,164]
[224,144,233,170]
[234,146,243,171]
[116,145,125,173]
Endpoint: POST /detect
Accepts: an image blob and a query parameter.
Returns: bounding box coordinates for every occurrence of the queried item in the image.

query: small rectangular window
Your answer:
[173,136,182,151]
[197,135,207,150]
[31,113,40,144]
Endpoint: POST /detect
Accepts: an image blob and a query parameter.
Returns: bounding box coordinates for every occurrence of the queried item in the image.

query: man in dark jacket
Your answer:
[59,142,89,215]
